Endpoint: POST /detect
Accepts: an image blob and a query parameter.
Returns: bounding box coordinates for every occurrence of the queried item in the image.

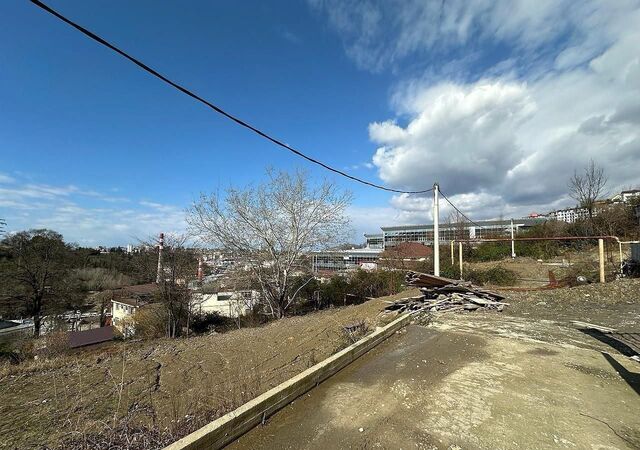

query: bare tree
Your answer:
[0,229,74,336]
[569,159,608,220]
[146,233,198,338]
[75,268,131,327]
[447,210,468,241]
[188,169,352,319]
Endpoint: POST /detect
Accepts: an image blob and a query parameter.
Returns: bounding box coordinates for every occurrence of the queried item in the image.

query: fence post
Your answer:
[458,242,463,279]
[598,238,605,283]
[450,240,454,265]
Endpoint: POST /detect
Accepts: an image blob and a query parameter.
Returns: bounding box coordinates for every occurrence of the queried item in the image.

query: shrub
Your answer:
[467,242,511,262]
[466,266,517,286]
[190,312,231,334]
[0,335,36,364]
[41,331,70,357]
[413,260,460,280]
[132,305,168,339]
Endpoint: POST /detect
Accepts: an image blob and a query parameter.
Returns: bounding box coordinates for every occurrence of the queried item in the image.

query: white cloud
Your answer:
[368,46,640,219]
[312,1,640,223]
[1,177,186,246]
[0,173,15,184]
[309,0,635,73]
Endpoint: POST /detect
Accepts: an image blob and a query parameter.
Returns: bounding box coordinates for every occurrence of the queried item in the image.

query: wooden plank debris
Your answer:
[385,271,509,314]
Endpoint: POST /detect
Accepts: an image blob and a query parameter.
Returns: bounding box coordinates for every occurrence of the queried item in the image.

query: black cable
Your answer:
[439,190,485,229]
[30,0,433,195]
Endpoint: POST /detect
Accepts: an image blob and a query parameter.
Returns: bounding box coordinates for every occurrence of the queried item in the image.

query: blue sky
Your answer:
[1,1,639,245]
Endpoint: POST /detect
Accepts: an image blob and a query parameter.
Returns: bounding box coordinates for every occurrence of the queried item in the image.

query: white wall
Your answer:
[192,291,258,318]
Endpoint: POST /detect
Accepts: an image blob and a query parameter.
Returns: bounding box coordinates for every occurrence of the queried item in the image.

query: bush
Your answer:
[290,269,405,315]
[413,260,460,279]
[190,312,231,334]
[467,242,511,262]
[466,266,517,286]
[0,335,36,364]
[41,331,70,357]
[132,305,168,339]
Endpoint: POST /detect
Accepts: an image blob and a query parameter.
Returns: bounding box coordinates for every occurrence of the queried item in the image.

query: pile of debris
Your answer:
[385,271,509,314]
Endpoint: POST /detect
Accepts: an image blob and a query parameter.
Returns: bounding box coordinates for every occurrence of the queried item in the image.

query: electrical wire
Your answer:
[30,0,434,195]
[439,189,485,229]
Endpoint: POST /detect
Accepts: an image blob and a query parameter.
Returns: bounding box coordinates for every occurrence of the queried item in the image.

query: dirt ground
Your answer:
[230,314,640,450]
[465,249,621,288]
[1,278,638,449]
[0,291,411,450]
[502,278,640,329]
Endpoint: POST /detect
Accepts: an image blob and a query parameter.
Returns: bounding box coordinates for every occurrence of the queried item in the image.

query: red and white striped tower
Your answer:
[156,232,164,284]
[197,257,204,283]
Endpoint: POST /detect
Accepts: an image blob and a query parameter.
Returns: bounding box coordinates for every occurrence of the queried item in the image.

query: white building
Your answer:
[611,189,640,203]
[110,283,157,336]
[192,290,260,318]
[547,207,590,223]
[111,299,141,337]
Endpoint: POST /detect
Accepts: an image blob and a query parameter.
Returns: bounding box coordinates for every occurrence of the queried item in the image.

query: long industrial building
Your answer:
[378,217,545,249]
[312,217,545,272]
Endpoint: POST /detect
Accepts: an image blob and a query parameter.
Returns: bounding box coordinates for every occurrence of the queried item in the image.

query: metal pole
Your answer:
[510,218,516,258]
[459,242,463,279]
[450,240,454,265]
[598,238,605,283]
[433,183,440,276]
[618,241,623,274]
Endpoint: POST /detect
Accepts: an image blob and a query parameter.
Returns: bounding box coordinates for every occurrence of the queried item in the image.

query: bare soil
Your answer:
[500,278,640,329]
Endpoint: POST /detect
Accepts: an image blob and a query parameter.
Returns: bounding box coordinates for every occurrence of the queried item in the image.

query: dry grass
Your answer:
[0,290,416,449]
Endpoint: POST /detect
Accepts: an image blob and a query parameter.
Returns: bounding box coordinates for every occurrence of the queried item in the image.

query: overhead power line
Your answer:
[439,190,485,229]
[30,0,433,195]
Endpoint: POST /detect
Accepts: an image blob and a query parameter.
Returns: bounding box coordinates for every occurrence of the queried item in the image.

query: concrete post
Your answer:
[510,218,516,258]
[458,242,463,279]
[433,183,440,277]
[450,240,454,265]
[598,238,605,283]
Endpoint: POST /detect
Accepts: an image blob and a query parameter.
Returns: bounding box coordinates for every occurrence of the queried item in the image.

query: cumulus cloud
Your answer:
[312,0,640,224]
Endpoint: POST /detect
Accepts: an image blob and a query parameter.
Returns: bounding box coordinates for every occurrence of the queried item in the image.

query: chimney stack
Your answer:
[197,257,204,283]
[156,232,164,284]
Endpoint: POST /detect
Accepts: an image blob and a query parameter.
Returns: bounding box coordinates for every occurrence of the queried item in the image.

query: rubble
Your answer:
[385,271,509,314]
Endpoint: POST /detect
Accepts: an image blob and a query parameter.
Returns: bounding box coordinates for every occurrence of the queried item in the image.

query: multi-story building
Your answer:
[311,218,544,272]
[311,247,382,272]
[546,207,590,223]
[380,218,545,248]
[364,233,384,249]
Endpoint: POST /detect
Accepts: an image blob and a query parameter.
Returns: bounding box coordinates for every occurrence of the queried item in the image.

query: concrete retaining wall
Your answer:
[165,313,411,450]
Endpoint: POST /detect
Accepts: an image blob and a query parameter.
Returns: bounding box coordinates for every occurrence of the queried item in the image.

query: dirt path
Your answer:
[229,316,640,450]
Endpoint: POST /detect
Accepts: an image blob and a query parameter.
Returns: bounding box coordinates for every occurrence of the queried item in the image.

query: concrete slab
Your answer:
[228,317,640,450]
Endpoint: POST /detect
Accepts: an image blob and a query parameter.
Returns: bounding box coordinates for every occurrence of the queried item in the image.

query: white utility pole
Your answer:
[510,218,516,258]
[433,182,440,276]
[156,232,164,284]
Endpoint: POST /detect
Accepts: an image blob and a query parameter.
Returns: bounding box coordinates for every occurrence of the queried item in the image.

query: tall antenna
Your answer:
[156,232,164,284]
